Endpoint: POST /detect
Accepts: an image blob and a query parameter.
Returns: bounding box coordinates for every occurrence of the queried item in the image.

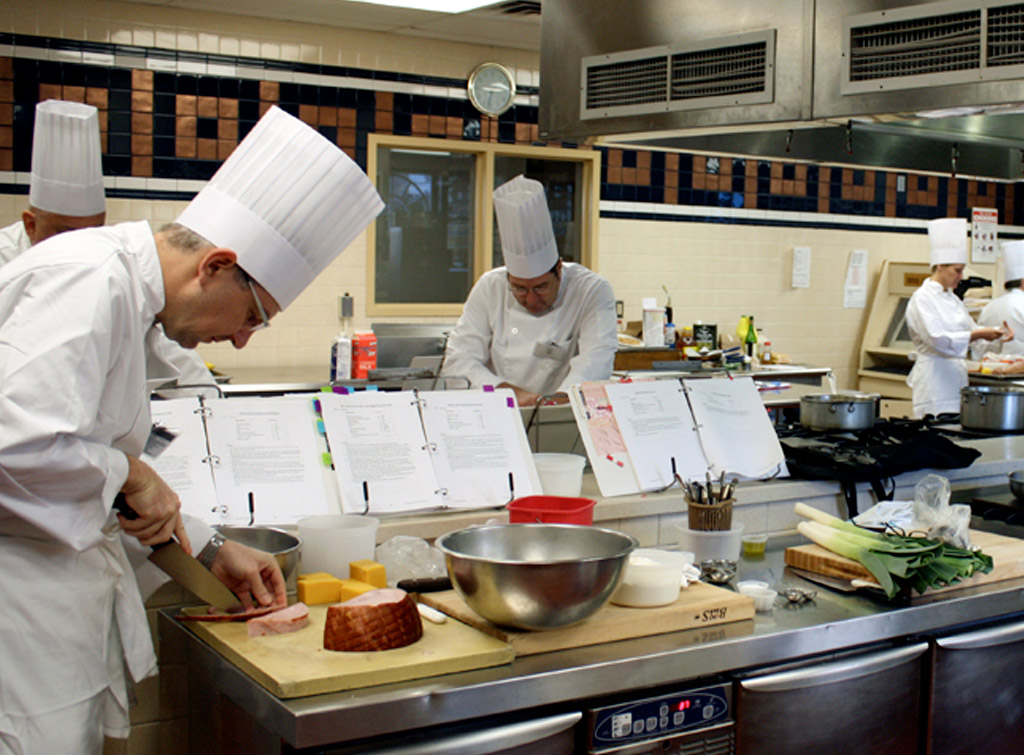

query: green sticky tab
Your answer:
[320,385,333,392]
[321,452,333,467]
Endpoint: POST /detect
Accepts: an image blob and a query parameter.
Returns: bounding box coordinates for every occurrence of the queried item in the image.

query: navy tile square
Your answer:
[195,117,216,139]
[108,90,131,112]
[392,111,411,135]
[853,169,865,185]
[318,125,337,142]
[198,77,218,97]
[622,150,637,169]
[175,75,197,95]
[154,115,175,137]
[107,111,131,134]
[107,133,131,156]
[62,63,85,86]
[109,68,132,90]
[238,100,259,120]
[238,79,260,101]
[153,136,175,157]
[153,73,176,94]
[103,155,131,176]
[782,164,795,181]
[299,84,319,106]
[319,88,339,108]
[84,66,108,87]
[279,83,299,104]
[154,93,176,114]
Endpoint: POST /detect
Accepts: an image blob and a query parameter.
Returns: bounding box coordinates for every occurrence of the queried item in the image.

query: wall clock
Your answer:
[467,62,517,117]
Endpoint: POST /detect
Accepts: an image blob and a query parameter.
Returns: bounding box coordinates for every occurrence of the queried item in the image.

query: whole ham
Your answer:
[323,588,423,652]
[246,602,310,637]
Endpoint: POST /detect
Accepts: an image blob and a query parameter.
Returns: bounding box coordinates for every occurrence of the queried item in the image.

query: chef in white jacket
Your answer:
[977,240,1024,356]
[0,106,384,753]
[0,99,214,388]
[441,175,617,406]
[905,217,1011,417]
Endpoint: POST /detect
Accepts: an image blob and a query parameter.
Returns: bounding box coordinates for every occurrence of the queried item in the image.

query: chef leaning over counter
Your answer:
[906,217,1011,418]
[0,98,213,388]
[440,175,618,407]
[978,240,1024,357]
[0,106,384,754]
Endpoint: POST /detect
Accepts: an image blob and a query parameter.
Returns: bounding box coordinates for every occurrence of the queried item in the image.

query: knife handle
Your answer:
[397,577,452,593]
[113,493,171,550]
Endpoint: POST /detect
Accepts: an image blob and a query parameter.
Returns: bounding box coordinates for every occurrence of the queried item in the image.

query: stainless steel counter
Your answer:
[161,536,1024,752]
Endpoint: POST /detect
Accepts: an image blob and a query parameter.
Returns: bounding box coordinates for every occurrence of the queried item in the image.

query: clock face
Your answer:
[468,63,516,117]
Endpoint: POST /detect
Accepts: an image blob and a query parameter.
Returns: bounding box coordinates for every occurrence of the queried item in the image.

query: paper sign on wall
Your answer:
[972,207,999,263]
[844,250,868,308]
[792,246,811,288]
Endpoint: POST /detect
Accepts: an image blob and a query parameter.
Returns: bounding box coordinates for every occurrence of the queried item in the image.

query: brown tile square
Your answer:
[607,149,622,167]
[0,57,12,78]
[693,156,706,174]
[217,140,236,160]
[769,177,780,194]
[665,170,678,188]
[338,127,356,148]
[132,156,152,177]
[637,168,650,186]
[175,137,196,158]
[819,166,831,185]
[887,172,898,188]
[218,99,238,120]
[338,108,356,128]
[376,91,393,112]
[375,111,393,132]
[131,91,153,113]
[132,70,153,91]
[886,201,896,216]
[886,188,896,203]
[929,176,938,191]
[908,189,918,204]
[196,138,217,160]
[99,132,107,153]
[0,81,12,103]
[926,191,937,205]
[795,164,807,181]
[176,116,196,138]
[131,134,152,155]
[0,149,12,170]
[782,180,794,195]
[85,87,108,109]
[0,125,11,148]
[411,113,429,135]
[770,161,782,178]
[342,146,356,161]
[515,122,531,142]
[745,176,756,193]
[864,171,875,188]
[259,101,274,117]
[665,187,677,204]
[259,81,279,102]
[621,167,636,185]
[131,112,153,134]
[317,107,336,127]
[842,168,853,186]
[217,119,237,140]
[665,152,678,171]
[447,117,462,138]
[0,103,12,125]
[39,83,62,101]
[299,104,317,125]
[637,151,651,169]
[694,173,707,190]
[720,158,732,175]
[818,197,829,213]
[607,166,622,184]
[197,96,218,118]
[745,191,756,208]
[176,95,197,116]
[61,86,85,103]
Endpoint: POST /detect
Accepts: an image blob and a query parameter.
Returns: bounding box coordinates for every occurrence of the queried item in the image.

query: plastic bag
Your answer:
[375,535,447,587]
[912,473,971,549]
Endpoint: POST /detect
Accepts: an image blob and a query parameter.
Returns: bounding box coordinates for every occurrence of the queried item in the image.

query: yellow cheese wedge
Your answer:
[338,578,377,602]
[297,575,343,605]
[349,559,387,588]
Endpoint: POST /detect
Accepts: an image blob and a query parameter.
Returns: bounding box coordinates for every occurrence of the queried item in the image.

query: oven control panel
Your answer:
[586,681,731,749]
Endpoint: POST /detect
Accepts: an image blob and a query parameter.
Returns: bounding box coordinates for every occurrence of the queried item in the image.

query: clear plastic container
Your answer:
[673,522,745,562]
[532,453,586,497]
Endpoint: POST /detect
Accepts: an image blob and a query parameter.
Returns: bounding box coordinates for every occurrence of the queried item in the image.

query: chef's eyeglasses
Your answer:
[508,280,554,297]
[246,277,270,332]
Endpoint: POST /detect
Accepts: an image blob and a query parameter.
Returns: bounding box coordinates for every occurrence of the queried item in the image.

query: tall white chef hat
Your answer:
[927,218,969,267]
[29,100,105,217]
[494,175,558,279]
[1003,240,1024,282]
[176,106,384,309]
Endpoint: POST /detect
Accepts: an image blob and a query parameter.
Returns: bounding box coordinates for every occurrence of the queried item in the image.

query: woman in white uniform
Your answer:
[906,217,1011,418]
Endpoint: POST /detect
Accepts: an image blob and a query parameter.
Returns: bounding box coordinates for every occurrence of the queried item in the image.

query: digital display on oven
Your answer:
[588,681,731,747]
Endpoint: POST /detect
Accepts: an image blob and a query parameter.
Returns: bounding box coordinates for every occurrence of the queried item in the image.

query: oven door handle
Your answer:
[935,618,1024,650]
[739,643,928,692]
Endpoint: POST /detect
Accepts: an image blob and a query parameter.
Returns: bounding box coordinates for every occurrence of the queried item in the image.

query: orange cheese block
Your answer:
[338,578,377,602]
[297,575,343,605]
[349,559,387,589]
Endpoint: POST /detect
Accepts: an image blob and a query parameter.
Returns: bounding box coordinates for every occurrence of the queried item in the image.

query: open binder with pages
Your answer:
[568,376,786,497]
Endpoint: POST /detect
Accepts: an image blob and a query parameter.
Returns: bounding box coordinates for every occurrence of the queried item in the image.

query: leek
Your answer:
[794,503,993,599]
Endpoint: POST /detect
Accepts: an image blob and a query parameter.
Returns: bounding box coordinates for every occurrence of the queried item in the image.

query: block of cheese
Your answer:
[297,574,343,605]
[349,559,387,589]
[298,571,336,582]
[338,578,377,602]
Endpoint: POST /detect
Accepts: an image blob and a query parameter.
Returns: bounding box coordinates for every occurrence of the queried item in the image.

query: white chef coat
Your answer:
[977,288,1024,357]
[905,279,976,418]
[0,221,213,747]
[441,262,617,396]
[0,220,30,265]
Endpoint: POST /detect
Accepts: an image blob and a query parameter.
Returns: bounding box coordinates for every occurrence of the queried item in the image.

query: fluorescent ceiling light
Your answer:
[350,0,498,11]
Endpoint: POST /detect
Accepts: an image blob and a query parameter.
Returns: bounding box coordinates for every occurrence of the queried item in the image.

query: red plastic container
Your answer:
[507,495,596,525]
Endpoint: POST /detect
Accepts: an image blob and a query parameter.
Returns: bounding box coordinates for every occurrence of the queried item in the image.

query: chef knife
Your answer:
[114,494,241,610]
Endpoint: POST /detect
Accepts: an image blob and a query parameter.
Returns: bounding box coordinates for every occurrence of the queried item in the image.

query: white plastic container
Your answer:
[740,585,777,612]
[297,514,379,578]
[674,522,745,563]
[532,453,586,497]
[611,549,686,607]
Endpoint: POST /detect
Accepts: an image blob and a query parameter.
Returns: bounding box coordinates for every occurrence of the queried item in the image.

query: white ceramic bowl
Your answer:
[610,549,687,607]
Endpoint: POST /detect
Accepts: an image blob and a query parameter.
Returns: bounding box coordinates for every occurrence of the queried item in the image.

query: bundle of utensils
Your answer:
[684,472,737,506]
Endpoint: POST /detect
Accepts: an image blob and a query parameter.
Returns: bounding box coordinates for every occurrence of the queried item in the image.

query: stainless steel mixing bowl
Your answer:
[1009,470,1024,503]
[435,523,637,631]
[215,525,301,583]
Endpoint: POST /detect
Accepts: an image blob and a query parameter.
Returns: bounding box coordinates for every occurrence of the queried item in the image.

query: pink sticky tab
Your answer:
[483,385,495,392]
[506,397,515,408]
[606,454,614,461]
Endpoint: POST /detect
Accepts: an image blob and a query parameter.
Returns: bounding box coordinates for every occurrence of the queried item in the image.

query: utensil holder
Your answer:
[687,498,734,531]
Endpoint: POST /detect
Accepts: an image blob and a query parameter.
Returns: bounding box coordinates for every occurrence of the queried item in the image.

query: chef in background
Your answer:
[905,217,1012,417]
[0,106,384,754]
[976,240,1024,356]
[441,175,617,406]
[0,98,213,387]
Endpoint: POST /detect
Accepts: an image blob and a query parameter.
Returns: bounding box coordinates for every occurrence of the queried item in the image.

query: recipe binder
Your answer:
[146,395,332,525]
[568,376,785,497]
[318,388,541,515]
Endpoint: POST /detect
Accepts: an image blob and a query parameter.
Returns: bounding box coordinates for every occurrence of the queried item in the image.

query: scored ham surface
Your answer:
[247,602,310,637]
[323,588,423,652]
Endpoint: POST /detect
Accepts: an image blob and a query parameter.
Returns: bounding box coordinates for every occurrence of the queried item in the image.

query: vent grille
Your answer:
[497,0,541,15]
[843,2,1024,93]
[581,30,774,119]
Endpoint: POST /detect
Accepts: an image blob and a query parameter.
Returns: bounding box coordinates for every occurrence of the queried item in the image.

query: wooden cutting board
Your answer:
[184,604,514,698]
[784,529,1024,599]
[420,581,755,656]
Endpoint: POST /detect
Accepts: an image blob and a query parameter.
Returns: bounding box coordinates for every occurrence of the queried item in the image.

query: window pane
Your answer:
[492,158,584,269]
[375,148,475,304]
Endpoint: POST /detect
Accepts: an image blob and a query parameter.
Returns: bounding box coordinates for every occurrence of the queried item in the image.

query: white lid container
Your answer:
[610,549,687,607]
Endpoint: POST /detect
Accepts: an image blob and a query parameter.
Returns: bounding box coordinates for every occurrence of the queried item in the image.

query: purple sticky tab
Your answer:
[332,385,349,394]
[483,385,495,392]
[313,399,321,413]
[506,397,515,408]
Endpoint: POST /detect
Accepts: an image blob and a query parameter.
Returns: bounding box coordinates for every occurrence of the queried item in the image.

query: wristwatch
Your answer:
[197,531,227,570]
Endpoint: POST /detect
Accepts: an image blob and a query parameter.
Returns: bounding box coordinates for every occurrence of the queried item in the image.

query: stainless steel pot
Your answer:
[961,385,1024,432]
[799,393,879,431]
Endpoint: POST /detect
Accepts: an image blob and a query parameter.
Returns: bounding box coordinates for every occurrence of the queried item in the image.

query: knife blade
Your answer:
[114,494,241,610]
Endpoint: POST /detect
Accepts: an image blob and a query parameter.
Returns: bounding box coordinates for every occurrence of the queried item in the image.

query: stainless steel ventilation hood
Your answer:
[539,0,1024,180]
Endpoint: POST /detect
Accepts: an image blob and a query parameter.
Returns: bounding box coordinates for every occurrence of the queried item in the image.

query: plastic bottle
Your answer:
[665,322,677,348]
[761,340,773,365]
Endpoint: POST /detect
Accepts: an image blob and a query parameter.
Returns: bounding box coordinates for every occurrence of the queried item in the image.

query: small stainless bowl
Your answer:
[436,523,637,631]
[1009,471,1024,503]
[214,525,301,583]
[699,559,737,585]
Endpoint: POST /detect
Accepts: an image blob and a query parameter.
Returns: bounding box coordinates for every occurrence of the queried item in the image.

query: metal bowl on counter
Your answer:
[1009,471,1024,503]
[214,525,301,583]
[435,523,637,631]
[961,385,1024,432]
[799,392,879,431]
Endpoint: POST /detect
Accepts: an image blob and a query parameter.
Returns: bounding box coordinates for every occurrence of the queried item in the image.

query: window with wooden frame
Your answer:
[367,134,600,317]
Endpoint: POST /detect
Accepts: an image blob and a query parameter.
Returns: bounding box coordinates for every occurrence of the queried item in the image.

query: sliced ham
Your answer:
[246,602,310,637]
[323,588,423,652]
